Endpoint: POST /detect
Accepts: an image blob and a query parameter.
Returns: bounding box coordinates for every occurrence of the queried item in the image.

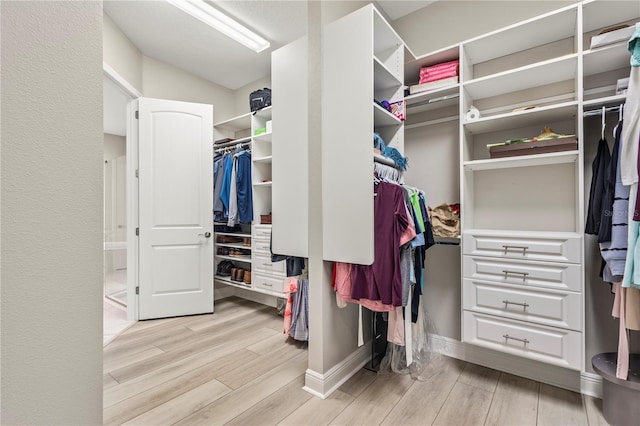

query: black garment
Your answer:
[270,230,306,277]
[585,139,611,235]
[599,126,623,243]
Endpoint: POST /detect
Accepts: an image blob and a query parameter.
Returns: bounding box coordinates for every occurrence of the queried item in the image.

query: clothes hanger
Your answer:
[601,106,606,140]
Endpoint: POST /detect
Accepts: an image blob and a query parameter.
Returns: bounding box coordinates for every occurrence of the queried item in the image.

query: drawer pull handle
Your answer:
[262,283,273,287]
[502,300,529,309]
[262,263,273,267]
[503,334,529,345]
[502,270,529,281]
[503,245,529,255]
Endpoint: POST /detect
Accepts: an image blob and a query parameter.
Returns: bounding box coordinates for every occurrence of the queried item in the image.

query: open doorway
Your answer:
[103,73,135,344]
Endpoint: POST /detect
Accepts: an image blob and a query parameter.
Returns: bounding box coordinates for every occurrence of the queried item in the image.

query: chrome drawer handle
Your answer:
[503,334,529,344]
[502,270,529,281]
[503,300,529,309]
[503,245,529,255]
[262,263,273,267]
[262,282,273,287]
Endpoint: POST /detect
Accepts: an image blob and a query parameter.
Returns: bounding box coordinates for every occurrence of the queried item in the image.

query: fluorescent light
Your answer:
[166,0,270,53]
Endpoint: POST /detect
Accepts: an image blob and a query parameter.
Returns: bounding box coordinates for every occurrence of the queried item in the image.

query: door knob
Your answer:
[198,232,212,238]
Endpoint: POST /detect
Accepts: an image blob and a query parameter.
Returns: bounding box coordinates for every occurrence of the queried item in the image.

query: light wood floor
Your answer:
[104,297,609,425]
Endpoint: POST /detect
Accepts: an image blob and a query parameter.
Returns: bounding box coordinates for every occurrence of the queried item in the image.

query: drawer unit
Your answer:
[463,231,581,264]
[252,272,285,293]
[253,224,273,241]
[253,253,286,277]
[463,279,582,330]
[463,256,581,292]
[463,311,582,370]
[253,238,270,256]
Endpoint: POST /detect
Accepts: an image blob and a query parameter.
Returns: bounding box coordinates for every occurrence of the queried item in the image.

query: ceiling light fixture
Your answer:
[166,0,270,53]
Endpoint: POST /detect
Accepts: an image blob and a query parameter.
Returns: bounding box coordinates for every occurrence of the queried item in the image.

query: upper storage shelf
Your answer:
[584,41,634,76]
[464,101,578,134]
[463,54,578,100]
[404,45,459,86]
[462,5,578,66]
[214,112,252,132]
[582,0,640,34]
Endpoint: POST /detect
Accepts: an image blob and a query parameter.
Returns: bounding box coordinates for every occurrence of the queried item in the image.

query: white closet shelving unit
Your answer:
[213,106,286,297]
[404,0,638,373]
[322,4,405,265]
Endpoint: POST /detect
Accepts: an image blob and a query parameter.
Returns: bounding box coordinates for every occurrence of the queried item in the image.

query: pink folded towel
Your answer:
[419,60,459,84]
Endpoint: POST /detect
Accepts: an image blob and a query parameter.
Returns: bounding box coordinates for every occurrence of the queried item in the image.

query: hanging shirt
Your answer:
[585,139,611,234]
[219,154,234,212]
[351,182,410,307]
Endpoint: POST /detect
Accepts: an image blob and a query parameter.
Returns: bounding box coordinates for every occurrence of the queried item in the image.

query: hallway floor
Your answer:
[103,297,609,425]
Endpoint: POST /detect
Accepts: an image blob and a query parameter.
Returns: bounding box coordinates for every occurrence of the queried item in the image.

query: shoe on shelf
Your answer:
[243,270,252,285]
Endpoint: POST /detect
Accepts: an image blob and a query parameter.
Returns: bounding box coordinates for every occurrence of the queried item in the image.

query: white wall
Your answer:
[1,1,104,423]
[142,55,235,123]
[233,75,272,117]
[104,133,126,161]
[393,0,575,57]
[103,13,143,93]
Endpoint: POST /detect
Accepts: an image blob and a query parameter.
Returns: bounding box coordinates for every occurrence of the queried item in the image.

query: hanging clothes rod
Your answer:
[583,103,625,117]
[214,141,251,153]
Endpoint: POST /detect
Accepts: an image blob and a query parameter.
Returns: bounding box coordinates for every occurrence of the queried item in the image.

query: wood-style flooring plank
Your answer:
[329,373,414,425]
[103,323,193,358]
[104,352,254,425]
[584,395,609,426]
[432,381,493,426]
[381,357,464,425]
[104,330,271,407]
[337,368,377,398]
[245,330,293,355]
[537,383,588,426]
[103,345,165,372]
[103,373,119,390]
[484,373,539,426]
[226,375,312,426]
[217,340,307,390]
[122,379,231,426]
[174,352,308,425]
[185,300,269,332]
[457,362,501,392]
[278,390,354,426]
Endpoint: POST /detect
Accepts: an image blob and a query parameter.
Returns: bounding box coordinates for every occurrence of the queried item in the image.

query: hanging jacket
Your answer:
[599,132,621,243]
[585,139,610,234]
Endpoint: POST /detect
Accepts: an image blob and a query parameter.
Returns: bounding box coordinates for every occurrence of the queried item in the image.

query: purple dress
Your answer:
[351,182,410,307]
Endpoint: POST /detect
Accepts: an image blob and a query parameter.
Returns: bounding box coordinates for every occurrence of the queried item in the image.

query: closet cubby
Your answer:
[251,106,273,220]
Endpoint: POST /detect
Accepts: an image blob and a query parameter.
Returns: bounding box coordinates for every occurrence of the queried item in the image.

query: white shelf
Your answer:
[215,242,250,250]
[373,7,403,55]
[214,112,252,132]
[584,42,632,76]
[463,54,579,100]
[374,56,402,92]
[405,84,460,107]
[214,136,252,149]
[434,236,461,245]
[373,153,398,168]
[464,228,581,239]
[253,132,272,142]
[253,155,272,164]
[215,276,282,297]
[253,181,272,187]
[463,150,579,171]
[215,254,251,263]
[582,0,640,33]
[404,45,459,85]
[464,101,578,134]
[215,231,251,238]
[373,103,402,127]
[583,94,627,109]
[463,5,577,65]
[253,106,272,119]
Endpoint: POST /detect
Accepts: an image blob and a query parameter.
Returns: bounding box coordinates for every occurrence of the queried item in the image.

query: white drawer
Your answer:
[252,272,284,293]
[463,279,582,330]
[463,231,581,264]
[463,256,581,292]
[253,224,272,241]
[463,311,582,370]
[252,253,286,277]
[253,239,270,255]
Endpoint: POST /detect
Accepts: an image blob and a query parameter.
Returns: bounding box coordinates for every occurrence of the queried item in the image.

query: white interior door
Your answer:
[138,97,213,320]
[114,155,127,270]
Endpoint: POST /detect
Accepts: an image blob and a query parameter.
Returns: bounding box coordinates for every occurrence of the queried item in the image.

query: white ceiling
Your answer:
[104,1,436,91]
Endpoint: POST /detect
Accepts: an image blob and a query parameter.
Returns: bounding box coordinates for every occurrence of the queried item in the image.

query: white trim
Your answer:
[430,334,602,397]
[581,371,604,398]
[126,99,139,321]
[103,62,142,99]
[303,342,372,399]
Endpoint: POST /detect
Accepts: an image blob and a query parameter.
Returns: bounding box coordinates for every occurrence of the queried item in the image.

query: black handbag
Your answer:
[249,88,271,112]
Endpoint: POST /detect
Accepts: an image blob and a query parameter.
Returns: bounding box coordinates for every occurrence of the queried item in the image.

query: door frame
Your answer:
[103,62,142,321]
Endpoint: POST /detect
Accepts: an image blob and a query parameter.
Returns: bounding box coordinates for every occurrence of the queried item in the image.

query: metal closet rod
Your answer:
[214,141,251,153]
[583,103,625,117]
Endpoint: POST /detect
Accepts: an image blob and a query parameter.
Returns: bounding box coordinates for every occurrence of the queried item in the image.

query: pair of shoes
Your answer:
[216,260,233,277]
[243,237,251,247]
[243,271,252,285]
[217,247,230,256]
[231,268,246,282]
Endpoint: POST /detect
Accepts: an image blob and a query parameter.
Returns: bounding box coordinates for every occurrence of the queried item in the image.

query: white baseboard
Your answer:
[303,342,372,399]
[429,334,603,398]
